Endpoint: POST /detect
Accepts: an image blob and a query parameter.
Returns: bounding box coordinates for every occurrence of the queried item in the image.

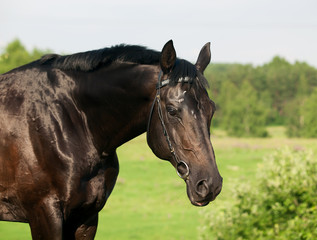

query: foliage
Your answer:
[0,39,50,74]
[220,80,268,137]
[300,89,317,137]
[200,148,317,240]
[206,58,317,137]
[286,88,317,138]
[284,97,303,137]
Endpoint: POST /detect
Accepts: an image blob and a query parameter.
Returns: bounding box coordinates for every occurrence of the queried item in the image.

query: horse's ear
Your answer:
[195,42,211,73]
[160,40,176,74]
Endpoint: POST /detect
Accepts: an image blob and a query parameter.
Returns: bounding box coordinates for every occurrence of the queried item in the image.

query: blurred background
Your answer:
[1,0,317,239]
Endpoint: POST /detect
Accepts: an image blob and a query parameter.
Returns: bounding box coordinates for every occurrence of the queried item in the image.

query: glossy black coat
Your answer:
[0,40,222,239]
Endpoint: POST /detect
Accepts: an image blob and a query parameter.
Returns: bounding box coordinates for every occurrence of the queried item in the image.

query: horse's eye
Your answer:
[166,106,178,116]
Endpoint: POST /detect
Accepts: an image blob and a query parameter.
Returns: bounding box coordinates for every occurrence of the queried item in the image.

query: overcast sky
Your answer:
[1,0,317,67]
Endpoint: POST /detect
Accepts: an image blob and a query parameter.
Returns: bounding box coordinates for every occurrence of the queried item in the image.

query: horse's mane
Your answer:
[39,45,161,72]
[39,44,208,89]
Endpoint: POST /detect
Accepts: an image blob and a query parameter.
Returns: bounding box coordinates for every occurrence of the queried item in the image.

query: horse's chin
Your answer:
[186,185,211,207]
[191,200,210,207]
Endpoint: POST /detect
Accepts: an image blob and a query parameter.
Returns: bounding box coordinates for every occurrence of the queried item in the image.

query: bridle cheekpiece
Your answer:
[147,70,190,181]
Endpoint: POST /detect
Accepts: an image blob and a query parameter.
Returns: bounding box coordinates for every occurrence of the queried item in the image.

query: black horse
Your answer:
[0,40,222,239]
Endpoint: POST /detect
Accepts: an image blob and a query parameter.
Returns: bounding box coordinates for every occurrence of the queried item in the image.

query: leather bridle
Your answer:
[147,70,190,181]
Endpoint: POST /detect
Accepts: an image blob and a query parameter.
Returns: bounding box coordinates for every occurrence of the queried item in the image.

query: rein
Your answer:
[147,71,190,181]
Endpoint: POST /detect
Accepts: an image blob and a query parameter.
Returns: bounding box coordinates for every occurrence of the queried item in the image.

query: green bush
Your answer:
[200,148,317,240]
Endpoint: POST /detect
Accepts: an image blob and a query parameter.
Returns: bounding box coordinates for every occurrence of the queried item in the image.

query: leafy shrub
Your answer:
[200,148,317,240]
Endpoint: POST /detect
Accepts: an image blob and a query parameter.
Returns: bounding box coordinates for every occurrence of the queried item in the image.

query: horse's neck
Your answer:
[74,63,159,153]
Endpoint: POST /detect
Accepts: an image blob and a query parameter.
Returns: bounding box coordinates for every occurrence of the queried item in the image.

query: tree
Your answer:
[0,39,50,74]
[286,79,317,138]
[221,80,268,137]
[206,58,317,133]
[260,57,295,124]
[300,88,317,137]
[285,97,303,137]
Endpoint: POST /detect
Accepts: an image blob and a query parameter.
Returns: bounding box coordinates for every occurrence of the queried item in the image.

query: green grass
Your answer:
[0,127,316,239]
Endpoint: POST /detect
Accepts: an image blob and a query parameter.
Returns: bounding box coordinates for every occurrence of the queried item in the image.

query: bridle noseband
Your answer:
[147,71,190,181]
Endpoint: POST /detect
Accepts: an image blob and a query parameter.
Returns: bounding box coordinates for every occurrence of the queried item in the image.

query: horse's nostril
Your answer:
[195,179,209,198]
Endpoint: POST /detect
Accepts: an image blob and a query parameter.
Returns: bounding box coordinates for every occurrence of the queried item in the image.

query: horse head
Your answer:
[147,41,222,206]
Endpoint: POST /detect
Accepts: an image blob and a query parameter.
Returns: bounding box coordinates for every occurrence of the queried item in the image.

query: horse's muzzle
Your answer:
[188,175,223,207]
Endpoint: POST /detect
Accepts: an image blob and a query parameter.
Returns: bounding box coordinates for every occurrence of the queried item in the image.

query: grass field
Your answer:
[0,127,316,239]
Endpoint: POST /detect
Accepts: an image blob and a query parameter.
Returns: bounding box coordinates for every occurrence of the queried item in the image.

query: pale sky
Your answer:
[1,0,317,67]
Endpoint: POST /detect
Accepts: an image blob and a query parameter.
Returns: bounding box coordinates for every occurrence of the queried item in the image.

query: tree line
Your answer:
[205,57,317,137]
[1,39,317,137]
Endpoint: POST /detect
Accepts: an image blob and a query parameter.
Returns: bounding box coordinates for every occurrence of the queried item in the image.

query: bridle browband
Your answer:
[147,70,190,181]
